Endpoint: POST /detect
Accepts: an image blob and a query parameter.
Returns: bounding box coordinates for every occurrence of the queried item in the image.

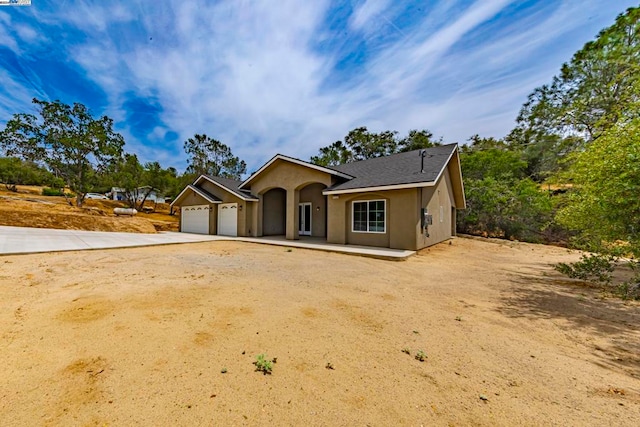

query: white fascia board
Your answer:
[170,185,221,207]
[431,145,457,188]
[195,175,258,201]
[323,181,436,195]
[239,154,354,189]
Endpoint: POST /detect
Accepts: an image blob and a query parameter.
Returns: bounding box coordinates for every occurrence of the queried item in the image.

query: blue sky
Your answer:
[0,0,635,173]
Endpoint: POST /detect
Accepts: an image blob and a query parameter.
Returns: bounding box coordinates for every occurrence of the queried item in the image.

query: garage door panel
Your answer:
[181,205,210,234]
[217,203,238,237]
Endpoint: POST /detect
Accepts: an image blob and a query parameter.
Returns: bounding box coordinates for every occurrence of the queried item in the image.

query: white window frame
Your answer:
[351,199,386,234]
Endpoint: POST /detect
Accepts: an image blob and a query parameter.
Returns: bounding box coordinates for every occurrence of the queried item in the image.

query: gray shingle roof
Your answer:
[203,175,258,200]
[188,184,221,202]
[326,144,457,192]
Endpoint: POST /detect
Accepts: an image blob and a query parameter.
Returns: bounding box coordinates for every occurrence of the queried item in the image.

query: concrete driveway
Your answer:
[0,226,222,255]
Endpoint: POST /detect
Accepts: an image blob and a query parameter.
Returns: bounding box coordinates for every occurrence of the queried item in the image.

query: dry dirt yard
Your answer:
[0,237,639,426]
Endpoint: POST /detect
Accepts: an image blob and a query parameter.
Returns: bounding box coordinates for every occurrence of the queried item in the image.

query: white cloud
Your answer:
[0,13,20,54]
[1,0,636,173]
[349,0,393,32]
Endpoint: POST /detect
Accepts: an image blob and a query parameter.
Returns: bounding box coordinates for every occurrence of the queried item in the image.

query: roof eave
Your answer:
[239,154,354,190]
[195,175,258,201]
[170,184,221,207]
[323,181,436,195]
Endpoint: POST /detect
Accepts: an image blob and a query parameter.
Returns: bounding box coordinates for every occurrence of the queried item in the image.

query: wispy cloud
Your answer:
[0,0,635,173]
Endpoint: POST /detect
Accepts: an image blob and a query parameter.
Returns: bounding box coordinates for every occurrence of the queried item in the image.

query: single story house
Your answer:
[171,143,465,251]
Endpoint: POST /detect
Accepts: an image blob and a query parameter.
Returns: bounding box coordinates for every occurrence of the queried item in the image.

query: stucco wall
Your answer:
[248,160,333,239]
[327,188,418,250]
[416,168,456,249]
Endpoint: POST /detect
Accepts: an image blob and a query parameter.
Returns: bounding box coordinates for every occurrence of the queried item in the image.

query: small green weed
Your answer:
[401,348,411,355]
[415,350,426,362]
[254,354,274,375]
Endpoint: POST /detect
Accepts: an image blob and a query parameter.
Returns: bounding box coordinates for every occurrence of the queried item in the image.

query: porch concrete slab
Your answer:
[0,226,414,260]
[229,235,415,260]
[0,226,223,255]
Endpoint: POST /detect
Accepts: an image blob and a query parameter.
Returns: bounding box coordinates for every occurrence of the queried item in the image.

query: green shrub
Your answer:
[42,187,65,196]
[617,280,640,300]
[555,254,615,284]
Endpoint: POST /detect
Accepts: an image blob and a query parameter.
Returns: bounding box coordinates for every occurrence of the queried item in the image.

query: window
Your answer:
[352,200,386,233]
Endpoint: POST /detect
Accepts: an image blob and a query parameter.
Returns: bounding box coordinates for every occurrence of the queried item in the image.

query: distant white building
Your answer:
[108,186,167,203]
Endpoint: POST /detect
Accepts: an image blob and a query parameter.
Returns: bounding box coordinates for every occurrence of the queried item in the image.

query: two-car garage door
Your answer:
[181,203,238,236]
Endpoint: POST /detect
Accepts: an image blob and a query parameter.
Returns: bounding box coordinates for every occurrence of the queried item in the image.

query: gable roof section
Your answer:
[171,184,222,207]
[196,175,259,201]
[239,154,354,189]
[323,144,460,194]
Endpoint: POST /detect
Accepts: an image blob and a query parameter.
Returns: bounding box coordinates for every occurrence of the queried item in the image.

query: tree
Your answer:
[183,134,246,179]
[344,127,398,160]
[457,136,559,243]
[0,98,124,206]
[113,154,175,211]
[556,118,640,256]
[0,157,53,191]
[514,7,640,142]
[310,127,438,166]
[457,176,554,242]
[310,140,352,166]
[397,129,439,152]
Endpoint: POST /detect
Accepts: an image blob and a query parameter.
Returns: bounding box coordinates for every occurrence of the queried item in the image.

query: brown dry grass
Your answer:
[0,185,178,233]
[0,237,638,426]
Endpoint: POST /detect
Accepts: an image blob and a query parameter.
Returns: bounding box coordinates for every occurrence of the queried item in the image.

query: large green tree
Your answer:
[557,118,640,256]
[310,140,352,166]
[0,98,124,206]
[310,127,439,166]
[509,7,640,184]
[344,127,398,160]
[515,7,640,141]
[183,133,246,180]
[397,129,439,152]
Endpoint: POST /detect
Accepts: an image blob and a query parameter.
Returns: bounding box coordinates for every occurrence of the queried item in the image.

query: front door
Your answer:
[298,203,311,236]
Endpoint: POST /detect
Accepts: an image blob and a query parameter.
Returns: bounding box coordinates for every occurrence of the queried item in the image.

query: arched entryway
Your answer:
[262,187,286,236]
[297,182,327,238]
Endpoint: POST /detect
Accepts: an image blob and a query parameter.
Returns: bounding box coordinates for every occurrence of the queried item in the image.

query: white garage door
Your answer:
[181,205,210,234]
[217,203,238,237]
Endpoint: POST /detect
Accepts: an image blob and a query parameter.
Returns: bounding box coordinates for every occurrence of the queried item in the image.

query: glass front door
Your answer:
[298,203,312,236]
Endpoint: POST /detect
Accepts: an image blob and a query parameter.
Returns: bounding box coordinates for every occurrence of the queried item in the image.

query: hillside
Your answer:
[0,185,178,233]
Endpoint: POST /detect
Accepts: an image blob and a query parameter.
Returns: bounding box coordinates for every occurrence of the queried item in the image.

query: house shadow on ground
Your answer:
[497,269,640,380]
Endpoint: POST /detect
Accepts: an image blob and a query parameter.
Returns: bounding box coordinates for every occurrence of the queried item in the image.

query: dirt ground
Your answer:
[0,237,638,426]
[0,185,178,233]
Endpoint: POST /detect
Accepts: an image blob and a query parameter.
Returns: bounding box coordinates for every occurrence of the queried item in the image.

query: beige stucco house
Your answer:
[171,144,466,251]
